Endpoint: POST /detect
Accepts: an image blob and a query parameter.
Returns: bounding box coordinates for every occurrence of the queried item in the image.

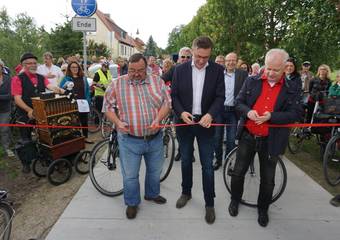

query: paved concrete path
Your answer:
[46,154,340,240]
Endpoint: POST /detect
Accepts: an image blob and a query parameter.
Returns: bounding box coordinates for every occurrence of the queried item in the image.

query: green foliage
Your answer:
[144,35,158,57]
[87,39,111,57]
[165,0,340,70]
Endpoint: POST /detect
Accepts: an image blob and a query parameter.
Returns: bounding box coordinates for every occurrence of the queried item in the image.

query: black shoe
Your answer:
[228,200,239,217]
[213,161,222,171]
[144,195,167,204]
[174,152,181,161]
[126,206,138,219]
[258,209,269,227]
[330,194,340,207]
[205,206,216,224]
[176,194,191,208]
[22,164,31,174]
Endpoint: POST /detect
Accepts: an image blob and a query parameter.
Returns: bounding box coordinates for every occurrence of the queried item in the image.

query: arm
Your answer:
[14,95,34,119]
[170,67,185,117]
[206,66,225,119]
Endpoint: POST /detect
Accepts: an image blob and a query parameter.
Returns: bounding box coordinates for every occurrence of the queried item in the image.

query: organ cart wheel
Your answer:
[32,157,50,177]
[74,150,91,174]
[47,158,73,186]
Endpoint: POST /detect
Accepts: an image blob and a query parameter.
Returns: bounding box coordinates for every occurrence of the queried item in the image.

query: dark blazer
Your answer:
[235,75,303,155]
[171,60,225,121]
[232,69,248,100]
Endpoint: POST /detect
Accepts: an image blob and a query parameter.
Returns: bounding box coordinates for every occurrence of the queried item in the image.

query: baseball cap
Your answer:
[302,61,311,66]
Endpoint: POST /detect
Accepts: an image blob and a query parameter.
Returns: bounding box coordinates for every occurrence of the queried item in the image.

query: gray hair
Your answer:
[178,47,191,56]
[265,48,289,67]
[251,63,260,69]
[43,51,53,59]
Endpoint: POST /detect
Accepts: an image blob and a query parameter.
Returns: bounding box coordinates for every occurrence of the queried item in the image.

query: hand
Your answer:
[27,109,34,119]
[47,73,56,79]
[180,112,194,124]
[255,111,271,125]
[148,118,160,130]
[116,120,129,133]
[247,110,260,121]
[199,113,213,128]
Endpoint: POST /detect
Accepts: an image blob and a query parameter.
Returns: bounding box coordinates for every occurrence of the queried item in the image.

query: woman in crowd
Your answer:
[59,61,92,144]
[328,71,340,97]
[285,57,302,90]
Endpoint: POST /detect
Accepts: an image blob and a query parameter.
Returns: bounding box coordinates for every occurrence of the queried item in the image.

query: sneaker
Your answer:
[5,149,15,158]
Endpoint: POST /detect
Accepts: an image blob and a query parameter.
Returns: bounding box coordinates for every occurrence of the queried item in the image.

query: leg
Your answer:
[213,114,224,168]
[117,133,143,206]
[196,127,215,207]
[78,112,88,138]
[144,132,164,198]
[0,112,11,150]
[176,126,195,196]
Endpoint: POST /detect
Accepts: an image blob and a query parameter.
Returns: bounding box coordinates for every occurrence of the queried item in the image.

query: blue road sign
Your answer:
[71,0,97,17]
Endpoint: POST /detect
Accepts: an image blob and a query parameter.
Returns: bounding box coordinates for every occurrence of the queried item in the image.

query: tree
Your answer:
[144,35,158,57]
[87,39,111,57]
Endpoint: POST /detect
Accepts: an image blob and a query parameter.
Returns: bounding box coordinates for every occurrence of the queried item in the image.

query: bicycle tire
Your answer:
[323,135,340,186]
[288,127,306,154]
[89,138,123,197]
[88,107,101,133]
[32,158,50,177]
[223,147,287,207]
[47,158,73,186]
[0,202,14,240]
[160,129,175,182]
[74,150,91,175]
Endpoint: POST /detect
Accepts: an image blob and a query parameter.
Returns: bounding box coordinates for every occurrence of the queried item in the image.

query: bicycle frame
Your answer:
[0,189,15,240]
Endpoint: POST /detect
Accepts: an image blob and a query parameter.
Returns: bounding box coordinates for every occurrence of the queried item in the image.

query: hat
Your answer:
[302,61,311,66]
[20,52,38,63]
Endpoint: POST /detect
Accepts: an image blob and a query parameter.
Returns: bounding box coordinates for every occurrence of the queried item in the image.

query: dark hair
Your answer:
[287,57,299,77]
[192,36,213,49]
[129,53,147,67]
[66,61,84,78]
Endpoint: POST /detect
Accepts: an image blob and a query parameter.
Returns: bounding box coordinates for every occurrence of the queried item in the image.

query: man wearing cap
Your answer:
[93,62,112,114]
[300,61,313,93]
[11,52,64,173]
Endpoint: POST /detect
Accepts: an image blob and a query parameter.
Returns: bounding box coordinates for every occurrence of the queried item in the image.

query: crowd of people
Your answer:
[0,35,339,226]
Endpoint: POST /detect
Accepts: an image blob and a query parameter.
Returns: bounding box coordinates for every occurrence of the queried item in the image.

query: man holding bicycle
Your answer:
[228,49,302,227]
[103,53,171,219]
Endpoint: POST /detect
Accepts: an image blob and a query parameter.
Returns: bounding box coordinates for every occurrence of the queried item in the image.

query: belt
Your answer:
[224,106,235,111]
[244,129,268,140]
[128,131,160,141]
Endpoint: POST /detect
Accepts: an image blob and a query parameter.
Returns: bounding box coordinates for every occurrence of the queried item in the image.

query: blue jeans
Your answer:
[176,125,215,206]
[0,111,11,149]
[214,110,237,162]
[117,131,164,206]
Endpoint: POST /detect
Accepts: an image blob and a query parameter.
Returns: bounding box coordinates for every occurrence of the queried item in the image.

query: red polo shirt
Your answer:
[246,74,284,136]
[11,70,50,96]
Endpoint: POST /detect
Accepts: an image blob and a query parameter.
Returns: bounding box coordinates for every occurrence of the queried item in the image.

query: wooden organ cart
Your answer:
[31,94,88,185]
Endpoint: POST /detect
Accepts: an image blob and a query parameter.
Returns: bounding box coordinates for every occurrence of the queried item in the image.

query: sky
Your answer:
[2,0,207,49]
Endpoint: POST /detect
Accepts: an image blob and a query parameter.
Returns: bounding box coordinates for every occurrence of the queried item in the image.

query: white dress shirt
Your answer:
[224,70,235,106]
[192,61,209,115]
[37,64,64,87]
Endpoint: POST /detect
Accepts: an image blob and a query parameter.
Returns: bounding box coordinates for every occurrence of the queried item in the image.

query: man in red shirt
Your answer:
[12,52,64,173]
[228,49,302,227]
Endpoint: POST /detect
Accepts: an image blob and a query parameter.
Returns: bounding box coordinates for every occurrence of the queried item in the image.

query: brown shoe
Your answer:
[126,206,138,219]
[144,195,167,204]
[205,206,216,224]
[176,194,191,208]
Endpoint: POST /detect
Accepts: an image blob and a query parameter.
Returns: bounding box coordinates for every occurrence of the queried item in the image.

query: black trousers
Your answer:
[230,130,279,210]
[79,112,88,138]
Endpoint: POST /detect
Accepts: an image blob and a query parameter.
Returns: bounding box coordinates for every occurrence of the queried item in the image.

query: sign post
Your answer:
[71,0,97,77]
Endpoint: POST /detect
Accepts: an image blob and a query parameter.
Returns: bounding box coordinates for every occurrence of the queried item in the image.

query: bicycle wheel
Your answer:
[101,116,113,139]
[288,127,306,154]
[89,139,123,197]
[32,157,50,177]
[323,135,340,186]
[88,107,101,133]
[223,147,287,207]
[74,150,91,175]
[0,202,14,240]
[160,129,175,182]
[47,158,73,186]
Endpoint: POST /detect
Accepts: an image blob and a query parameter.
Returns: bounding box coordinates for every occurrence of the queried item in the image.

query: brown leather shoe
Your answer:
[144,195,167,204]
[176,194,191,208]
[126,206,138,219]
[205,206,216,224]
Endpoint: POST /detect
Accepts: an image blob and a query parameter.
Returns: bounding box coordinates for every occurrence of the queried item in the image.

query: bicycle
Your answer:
[160,117,176,182]
[223,147,287,207]
[101,115,113,139]
[322,113,340,186]
[0,189,14,240]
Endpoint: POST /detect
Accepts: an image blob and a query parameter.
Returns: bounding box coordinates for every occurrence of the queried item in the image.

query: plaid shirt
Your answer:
[103,74,171,136]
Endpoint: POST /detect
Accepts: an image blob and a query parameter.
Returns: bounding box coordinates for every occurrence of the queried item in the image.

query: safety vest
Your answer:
[95,69,112,96]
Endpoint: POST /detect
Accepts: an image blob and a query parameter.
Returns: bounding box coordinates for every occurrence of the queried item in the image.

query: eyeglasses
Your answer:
[70,66,79,69]
[128,68,146,74]
[180,55,191,59]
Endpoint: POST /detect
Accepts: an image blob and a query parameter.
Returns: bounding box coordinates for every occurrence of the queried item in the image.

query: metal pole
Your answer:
[83,31,87,76]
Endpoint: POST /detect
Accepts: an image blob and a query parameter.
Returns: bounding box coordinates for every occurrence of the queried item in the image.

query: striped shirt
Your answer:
[103,74,171,136]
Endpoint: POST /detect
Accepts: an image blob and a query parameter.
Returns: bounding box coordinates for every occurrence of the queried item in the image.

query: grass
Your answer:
[285,136,340,196]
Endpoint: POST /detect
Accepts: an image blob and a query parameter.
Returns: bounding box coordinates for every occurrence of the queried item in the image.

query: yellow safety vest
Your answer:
[94,69,112,96]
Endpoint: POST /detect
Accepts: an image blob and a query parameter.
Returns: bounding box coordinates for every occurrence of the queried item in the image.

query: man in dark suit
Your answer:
[228,49,302,227]
[171,36,225,224]
[213,52,248,170]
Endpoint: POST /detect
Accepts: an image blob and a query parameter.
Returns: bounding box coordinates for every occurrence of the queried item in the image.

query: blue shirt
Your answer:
[224,70,235,106]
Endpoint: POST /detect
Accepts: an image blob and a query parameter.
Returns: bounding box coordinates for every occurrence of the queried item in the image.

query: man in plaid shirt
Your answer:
[103,53,171,219]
